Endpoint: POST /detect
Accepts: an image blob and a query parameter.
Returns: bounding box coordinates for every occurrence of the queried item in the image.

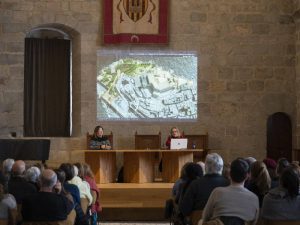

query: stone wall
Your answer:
[0,0,297,164]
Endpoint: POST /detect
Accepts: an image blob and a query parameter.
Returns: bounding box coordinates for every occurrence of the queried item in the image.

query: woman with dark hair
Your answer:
[90,126,111,150]
[172,162,190,197]
[272,158,290,188]
[261,167,300,220]
[176,163,203,204]
[58,165,89,225]
[246,161,271,207]
[59,163,80,206]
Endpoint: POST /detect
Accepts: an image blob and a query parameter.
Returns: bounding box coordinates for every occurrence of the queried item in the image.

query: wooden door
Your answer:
[267,112,292,161]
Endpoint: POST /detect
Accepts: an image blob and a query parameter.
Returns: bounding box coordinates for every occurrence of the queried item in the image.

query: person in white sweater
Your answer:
[68,165,93,205]
[202,158,259,225]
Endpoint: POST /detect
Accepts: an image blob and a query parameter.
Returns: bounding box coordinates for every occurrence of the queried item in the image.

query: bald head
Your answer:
[12,160,26,176]
[40,169,57,189]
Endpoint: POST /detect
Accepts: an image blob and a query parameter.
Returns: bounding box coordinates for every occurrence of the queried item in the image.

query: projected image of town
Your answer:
[97,52,198,120]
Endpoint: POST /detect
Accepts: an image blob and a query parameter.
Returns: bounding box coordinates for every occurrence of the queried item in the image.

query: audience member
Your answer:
[197,161,205,174]
[0,183,16,219]
[69,164,93,205]
[1,158,14,189]
[244,157,256,166]
[244,157,256,187]
[175,163,203,204]
[90,126,111,150]
[22,169,73,221]
[272,158,290,188]
[53,169,73,202]
[8,160,37,204]
[25,166,41,190]
[2,158,14,179]
[172,162,190,197]
[179,153,229,216]
[222,163,231,181]
[263,158,277,181]
[83,163,101,225]
[59,163,81,206]
[246,161,271,207]
[202,158,259,225]
[261,167,300,220]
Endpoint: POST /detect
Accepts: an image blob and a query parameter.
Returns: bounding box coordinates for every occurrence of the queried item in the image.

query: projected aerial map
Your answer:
[97,54,197,120]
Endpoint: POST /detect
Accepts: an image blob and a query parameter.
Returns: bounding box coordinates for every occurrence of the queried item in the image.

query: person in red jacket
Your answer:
[165,127,183,149]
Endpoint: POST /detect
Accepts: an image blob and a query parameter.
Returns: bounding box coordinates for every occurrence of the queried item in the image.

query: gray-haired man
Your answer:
[179,153,229,217]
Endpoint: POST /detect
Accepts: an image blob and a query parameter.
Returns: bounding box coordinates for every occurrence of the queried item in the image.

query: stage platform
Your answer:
[99,183,173,221]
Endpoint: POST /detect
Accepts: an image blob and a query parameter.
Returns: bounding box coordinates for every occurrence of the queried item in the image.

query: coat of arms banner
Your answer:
[103,0,168,44]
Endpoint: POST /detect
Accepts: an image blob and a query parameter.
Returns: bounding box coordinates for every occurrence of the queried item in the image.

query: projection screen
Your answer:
[97,51,198,121]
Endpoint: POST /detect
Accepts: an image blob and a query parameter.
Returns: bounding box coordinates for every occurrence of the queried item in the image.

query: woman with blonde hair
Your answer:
[246,161,271,207]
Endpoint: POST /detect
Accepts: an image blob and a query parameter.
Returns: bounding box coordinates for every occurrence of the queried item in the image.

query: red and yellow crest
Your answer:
[123,0,149,22]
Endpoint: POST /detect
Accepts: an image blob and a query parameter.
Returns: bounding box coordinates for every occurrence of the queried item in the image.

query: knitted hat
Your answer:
[263,158,277,169]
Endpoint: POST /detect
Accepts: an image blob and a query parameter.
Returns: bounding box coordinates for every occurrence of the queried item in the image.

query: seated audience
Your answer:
[246,161,271,207]
[261,166,300,220]
[83,163,101,225]
[175,162,203,204]
[263,158,277,181]
[0,183,16,219]
[59,163,81,206]
[197,161,205,174]
[22,169,73,221]
[0,158,14,191]
[202,158,259,225]
[69,164,93,205]
[25,166,41,190]
[244,157,256,187]
[54,169,73,202]
[179,153,229,217]
[172,162,190,197]
[90,126,111,150]
[222,163,231,181]
[244,157,256,165]
[272,158,290,188]
[165,127,183,149]
[8,160,37,204]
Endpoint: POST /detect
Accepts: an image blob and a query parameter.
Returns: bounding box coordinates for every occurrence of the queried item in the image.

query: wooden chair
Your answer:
[86,132,113,149]
[80,198,89,215]
[135,131,161,150]
[182,132,208,161]
[135,131,162,180]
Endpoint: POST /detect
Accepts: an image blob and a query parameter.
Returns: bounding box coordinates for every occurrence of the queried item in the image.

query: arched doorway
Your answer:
[24,24,81,136]
[267,112,292,161]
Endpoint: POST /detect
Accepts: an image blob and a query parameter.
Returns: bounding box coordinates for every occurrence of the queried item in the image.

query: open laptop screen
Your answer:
[170,138,188,150]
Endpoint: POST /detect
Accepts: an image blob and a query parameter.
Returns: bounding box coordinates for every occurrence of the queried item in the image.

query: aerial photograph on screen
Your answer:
[97,52,198,120]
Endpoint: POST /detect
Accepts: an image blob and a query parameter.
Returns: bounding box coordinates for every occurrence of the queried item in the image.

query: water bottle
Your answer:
[192,142,196,149]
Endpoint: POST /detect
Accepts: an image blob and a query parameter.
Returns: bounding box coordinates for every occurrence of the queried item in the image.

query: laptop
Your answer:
[170,138,188,150]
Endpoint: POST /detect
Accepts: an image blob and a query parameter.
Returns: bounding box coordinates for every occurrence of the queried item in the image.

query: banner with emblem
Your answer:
[104,0,168,44]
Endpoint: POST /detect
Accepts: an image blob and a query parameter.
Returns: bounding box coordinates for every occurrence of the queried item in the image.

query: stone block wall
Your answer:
[0,0,298,164]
